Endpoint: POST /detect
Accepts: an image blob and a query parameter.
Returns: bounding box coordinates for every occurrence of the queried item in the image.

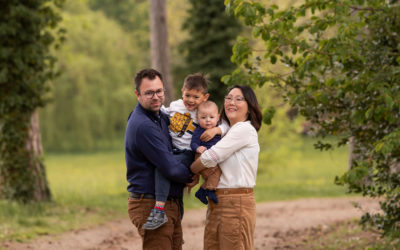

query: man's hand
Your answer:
[196,146,207,154]
[200,127,221,142]
[186,174,200,188]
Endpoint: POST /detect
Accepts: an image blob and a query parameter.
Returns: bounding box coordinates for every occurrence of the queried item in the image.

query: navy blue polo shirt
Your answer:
[125,103,193,198]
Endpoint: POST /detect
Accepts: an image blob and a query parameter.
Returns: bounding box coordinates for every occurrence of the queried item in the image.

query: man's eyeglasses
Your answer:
[141,88,165,99]
[224,95,245,103]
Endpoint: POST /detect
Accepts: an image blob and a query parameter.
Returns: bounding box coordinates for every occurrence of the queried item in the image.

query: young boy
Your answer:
[142,73,227,230]
[190,101,223,205]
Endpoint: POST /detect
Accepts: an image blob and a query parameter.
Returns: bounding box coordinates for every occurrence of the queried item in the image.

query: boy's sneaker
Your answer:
[142,208,168,230]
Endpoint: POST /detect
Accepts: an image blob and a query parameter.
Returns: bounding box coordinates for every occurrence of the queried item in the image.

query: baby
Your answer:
[190,101,223,204]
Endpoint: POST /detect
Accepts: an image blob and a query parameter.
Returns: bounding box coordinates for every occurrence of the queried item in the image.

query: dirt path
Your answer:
[1,197,380,250]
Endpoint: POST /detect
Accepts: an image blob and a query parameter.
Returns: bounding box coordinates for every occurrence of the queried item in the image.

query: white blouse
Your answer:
[200,121,259,188]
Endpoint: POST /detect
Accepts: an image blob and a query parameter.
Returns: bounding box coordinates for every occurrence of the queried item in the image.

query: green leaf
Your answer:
[291,45,297,55]
[384,95,394,109]
[365,108,373,119]
[0,67,8,83]
[261,26,270,40]
[231,36,251,64]
[221,74,231,84]
[270,55,277,64]
[351,110,365,125]
[267,8,274,17]
[252,26,263,37]
[262,106,276,125]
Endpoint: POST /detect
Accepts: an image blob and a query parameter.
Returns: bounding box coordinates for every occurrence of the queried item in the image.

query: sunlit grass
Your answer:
[0,137,353,242]
[46,150,127,210]
[0,149,128,242]
[255,137,351,202]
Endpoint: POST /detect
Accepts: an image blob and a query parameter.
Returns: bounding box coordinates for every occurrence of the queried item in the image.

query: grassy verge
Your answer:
[1,137,354,242]
[255,137,351,201]
[291,220,399,250]
[0,150,127,242]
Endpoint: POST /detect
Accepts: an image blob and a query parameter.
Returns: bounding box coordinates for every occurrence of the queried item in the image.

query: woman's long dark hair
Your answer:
[220,85,262,131]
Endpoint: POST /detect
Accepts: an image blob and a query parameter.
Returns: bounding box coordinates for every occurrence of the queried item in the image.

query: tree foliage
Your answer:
[180,0,242,105]
[88,0,150,65]
[40,1,142,151]
[0,0,64,202]
[225,0,400,239]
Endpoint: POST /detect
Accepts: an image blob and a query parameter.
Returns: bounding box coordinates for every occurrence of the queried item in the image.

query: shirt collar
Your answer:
[137,103,161,122]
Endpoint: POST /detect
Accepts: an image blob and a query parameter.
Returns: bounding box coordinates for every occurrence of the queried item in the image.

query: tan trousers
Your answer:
[203,188,256,250]
[128,197,183,250]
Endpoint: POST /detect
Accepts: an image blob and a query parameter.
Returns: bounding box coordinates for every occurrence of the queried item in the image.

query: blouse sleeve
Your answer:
[218,119,230,137]
[200,122,252,168]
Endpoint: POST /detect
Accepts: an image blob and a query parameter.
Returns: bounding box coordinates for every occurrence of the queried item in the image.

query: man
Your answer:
[125,69,194,249]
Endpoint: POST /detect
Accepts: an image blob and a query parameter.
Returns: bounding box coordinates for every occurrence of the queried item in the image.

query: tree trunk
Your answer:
[348,136,355,170]
[0,110,51,202]
[149,0,174,105]
[26,110,51,201]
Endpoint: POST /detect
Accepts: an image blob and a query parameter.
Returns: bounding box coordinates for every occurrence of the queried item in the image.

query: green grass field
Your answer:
[0,137,352,242]
[255,137,351,201]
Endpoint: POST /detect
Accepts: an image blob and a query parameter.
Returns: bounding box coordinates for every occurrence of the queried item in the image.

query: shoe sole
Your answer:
[142,216,168,230]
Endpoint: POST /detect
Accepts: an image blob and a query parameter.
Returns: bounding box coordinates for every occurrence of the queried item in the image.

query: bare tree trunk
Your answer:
[26,110,51,201]
[348,136,355,170]
[149,0,174,105]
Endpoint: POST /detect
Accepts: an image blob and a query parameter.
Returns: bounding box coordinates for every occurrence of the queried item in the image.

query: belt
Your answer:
[215,188,253,195]
[172,148,193,154]
[129,192,181,201]
[129,192,155,199]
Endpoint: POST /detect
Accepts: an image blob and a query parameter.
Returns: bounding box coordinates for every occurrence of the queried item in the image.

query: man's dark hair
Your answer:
[182,73,208,94]
[221,85,263,131]
[134,69,163,92]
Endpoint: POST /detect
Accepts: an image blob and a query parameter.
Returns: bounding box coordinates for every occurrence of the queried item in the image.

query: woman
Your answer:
[190,85,262,250]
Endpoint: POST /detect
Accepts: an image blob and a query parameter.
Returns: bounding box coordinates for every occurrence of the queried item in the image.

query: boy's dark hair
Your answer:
[134,69,163,92]
[221,85,263,131]
[182,73,208,94]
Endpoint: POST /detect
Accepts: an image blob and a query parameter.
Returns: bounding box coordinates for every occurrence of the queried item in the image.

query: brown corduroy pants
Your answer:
[203,189,256,250]
[128,197,183,250]
[193,153,222,190]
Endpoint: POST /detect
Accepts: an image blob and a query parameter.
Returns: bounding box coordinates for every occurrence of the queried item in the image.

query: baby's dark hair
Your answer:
[182,73,208,94]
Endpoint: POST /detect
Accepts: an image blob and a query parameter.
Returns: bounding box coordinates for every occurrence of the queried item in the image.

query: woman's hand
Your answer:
[196,146,207,154]
[200,127,221,142]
